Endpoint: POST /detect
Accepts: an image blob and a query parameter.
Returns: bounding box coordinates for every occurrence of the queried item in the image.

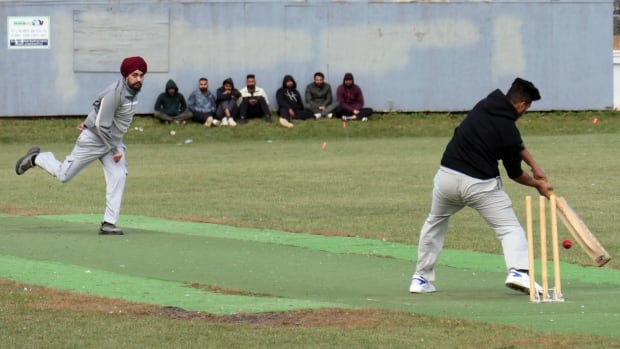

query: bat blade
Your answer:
[555,196,611,267]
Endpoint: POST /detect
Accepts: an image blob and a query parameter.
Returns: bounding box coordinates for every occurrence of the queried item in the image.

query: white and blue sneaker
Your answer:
[409,273,437,293]
[505,268,543,294]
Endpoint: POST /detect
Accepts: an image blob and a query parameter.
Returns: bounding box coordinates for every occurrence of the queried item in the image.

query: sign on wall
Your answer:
[7,16,50,49]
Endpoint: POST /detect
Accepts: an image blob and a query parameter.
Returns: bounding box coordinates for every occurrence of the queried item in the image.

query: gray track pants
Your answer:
[34,129,127,225]
[415,166,529,281]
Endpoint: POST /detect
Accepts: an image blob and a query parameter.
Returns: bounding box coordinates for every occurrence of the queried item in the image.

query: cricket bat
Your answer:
[555,196,612,267]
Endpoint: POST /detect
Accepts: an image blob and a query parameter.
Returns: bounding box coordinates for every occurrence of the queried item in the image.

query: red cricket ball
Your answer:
[562,239,572,249]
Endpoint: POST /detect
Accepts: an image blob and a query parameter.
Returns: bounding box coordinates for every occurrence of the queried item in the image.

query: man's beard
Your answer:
[129,82,142,91]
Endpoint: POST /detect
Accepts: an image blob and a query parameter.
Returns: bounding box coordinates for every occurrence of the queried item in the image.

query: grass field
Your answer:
[1,112,619,348]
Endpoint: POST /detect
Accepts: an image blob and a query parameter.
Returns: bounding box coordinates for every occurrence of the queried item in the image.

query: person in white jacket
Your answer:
[238,74,272,124]
[15,56,148,236]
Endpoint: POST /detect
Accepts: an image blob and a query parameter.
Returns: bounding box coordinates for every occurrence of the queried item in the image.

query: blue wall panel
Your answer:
[0,0,613,116]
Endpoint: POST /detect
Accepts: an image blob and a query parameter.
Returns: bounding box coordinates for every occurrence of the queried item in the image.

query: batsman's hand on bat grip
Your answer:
[537,178,554,198]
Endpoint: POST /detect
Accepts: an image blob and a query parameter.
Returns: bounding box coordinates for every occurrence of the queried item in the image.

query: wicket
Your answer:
[525,195,564,303]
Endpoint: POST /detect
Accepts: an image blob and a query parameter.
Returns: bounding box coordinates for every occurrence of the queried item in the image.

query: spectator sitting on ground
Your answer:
[275,74,313,128]
[334,72,373,121]
[215,77,241,127]
[187,77,218,127]
[153,79,193,124]
[305,72,338,119]
[238,74,272,124]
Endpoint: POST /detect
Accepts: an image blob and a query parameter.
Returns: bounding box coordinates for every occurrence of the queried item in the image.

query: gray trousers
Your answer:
[34,129,127,225]
[415,166,529,281]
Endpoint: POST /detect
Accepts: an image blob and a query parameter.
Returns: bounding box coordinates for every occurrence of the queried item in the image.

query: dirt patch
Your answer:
[187,282,273,298]
[158,306,397,328]
[2,279,408,329]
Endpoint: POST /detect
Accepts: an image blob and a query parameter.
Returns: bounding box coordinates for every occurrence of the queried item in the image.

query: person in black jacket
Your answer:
[215,78,241,127]
[275,74,313,128]
[408,78,553,295]
[153,79,193,124]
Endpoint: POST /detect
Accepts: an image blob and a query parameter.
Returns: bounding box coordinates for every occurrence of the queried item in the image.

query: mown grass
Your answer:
[0,110,615,144]
[1,112,618,266]
[1,112,619,348]
[0,280,613,349]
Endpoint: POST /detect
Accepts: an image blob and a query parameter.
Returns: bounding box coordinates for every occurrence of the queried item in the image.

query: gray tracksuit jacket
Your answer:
[83,79,139,155]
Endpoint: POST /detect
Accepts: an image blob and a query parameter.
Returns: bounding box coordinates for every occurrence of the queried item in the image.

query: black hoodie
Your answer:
[440,89,525,180]
[153,79,187,116]
[216,78,241,105]
[276,75,304,110]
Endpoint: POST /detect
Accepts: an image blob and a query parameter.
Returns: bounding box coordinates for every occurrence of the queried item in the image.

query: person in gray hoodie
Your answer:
[15,56,148,236]
[153,79,193,124]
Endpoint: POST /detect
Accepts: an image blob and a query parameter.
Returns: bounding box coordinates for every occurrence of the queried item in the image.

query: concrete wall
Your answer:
[0,0,613,117]
[614,51,620,108]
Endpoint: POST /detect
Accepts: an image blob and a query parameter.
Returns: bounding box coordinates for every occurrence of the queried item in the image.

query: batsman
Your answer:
[409,78,553,294]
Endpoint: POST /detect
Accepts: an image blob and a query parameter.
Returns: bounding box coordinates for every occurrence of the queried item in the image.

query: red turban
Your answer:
[120,56,148,78]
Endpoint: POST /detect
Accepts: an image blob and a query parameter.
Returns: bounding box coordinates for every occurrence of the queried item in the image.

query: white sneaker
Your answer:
[221,117,229,126]
[212,119,220,126]
[326,113,333,119]
[204,116,213,127]
[505,268,543,295]
[314,113,321,119]
[409,274,437,293]
[279,117,294,128]
[228,117,237,127]
[361,117,368,122]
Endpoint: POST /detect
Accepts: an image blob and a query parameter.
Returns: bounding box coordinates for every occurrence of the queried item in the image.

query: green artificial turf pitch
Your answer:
[1,213,619,338]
